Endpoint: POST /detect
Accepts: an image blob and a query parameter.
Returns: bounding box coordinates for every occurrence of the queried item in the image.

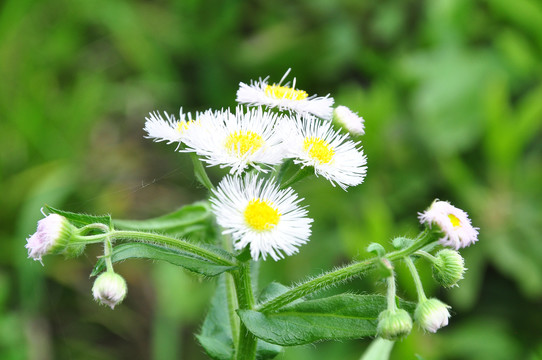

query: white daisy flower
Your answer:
[210,174,313,261]
[143,109,195,145]
[333,105,365,135]
[285,116,367,190]
[181,106,285,175]
[418,200,479,250]
[236,69,334,120]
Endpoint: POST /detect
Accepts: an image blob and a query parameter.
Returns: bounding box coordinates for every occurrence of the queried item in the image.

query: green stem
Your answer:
[110,230,235,267]
[103,237,114,272]
[225,274,240,348]
[404,256,427,302]
[232,262,257,360]
[190,153,215,191]
[258,228,436,312]
[415,250,437,263]
[279,166,313,189]
[386,271,397,311]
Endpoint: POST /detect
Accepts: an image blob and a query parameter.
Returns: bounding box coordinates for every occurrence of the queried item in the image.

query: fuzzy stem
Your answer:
[110,230,235,267]
[386,271,398,311]
[404,256,427,302]
[257,228,436,313]
[233,261,257,360]
[103,237,114,272]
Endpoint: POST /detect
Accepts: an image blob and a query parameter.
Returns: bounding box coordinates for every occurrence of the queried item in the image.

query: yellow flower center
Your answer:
[244,199,281,231]
[176,121,192,133]
[265,84,309,101]
[303,137,334,164]
[224,130,264,156]
[448,214,461,228]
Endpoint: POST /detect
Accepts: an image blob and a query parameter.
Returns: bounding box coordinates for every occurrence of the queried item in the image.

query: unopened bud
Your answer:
[25,214,75,262]
[377,308,413,340]
[92,272,127,309]
[414,298,451,333]
[432,249,466,287]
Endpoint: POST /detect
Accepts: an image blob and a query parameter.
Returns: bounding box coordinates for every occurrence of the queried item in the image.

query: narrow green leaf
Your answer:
[91,243,235,277]
[360,338,395,360]
[113,201,213,238]
[44,205,111,228]
[239,295,415,346]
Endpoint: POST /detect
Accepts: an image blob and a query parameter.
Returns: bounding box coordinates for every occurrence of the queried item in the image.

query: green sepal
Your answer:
[238,295,415,346]
[91,242,236,277]
[44,205,112,229]
[113,201,214,240]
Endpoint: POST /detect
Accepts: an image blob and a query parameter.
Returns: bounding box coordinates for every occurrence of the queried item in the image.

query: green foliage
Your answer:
[2,0,542,358]
[113,202,213,237]
[239,295,414,346]
[45,205,112,229]
[91,242,236,277]
[197,277,282,360]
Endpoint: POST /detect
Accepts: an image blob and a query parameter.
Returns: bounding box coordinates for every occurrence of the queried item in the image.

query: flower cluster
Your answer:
[144,69,368,260]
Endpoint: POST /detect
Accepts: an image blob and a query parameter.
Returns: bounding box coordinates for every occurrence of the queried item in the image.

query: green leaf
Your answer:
[91,243,235,277]
[360,338,395,360]
[113,201,213,238]
[239,295,415,346]
[44,205,111,228]
[197,279,284,360]
[197,275,233,360]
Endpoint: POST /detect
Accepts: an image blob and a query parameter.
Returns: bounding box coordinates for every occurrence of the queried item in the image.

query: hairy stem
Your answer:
[233,262,257,360]
[258,228,435,312]
[110,230,235,267]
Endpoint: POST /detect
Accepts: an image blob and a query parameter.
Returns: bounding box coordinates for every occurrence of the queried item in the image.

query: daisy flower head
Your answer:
[333,105,365,136]
[143,108,195,146]
[418,200,479,250]
[236,68,335,120]
[285,115,367,190]
[210,174,313,261]
[181,106,285,174]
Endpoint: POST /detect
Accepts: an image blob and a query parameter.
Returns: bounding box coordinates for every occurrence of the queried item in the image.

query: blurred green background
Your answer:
[1,0,542,359]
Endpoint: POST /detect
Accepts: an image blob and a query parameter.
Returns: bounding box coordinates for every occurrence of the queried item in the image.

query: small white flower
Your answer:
[92,272,128,309]
[210,174,313,261]
[418,200,479,250]
[285,116,367,190]
[144,109,195,145]
[414,298,451,333]
[26,214,73,262]
[333,105,365,135]
[236,69,334,120]
[181,106,286,175]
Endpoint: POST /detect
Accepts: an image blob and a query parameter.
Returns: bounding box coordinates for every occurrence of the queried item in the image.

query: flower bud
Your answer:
[333,105,365,135]
[414,298,451,333]
[92,272,127,309]
[377,308,413,340]
[25,214,75,262]
[432,249,466,288]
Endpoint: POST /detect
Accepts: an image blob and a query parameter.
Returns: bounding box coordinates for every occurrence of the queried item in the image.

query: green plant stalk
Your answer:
[404,256,427,302]
[109,230,235,267]
[103,237,114,272]
[279,166,313,189]
[386,271,397,311]
[232,261,257,360]
[258,228,435,313]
